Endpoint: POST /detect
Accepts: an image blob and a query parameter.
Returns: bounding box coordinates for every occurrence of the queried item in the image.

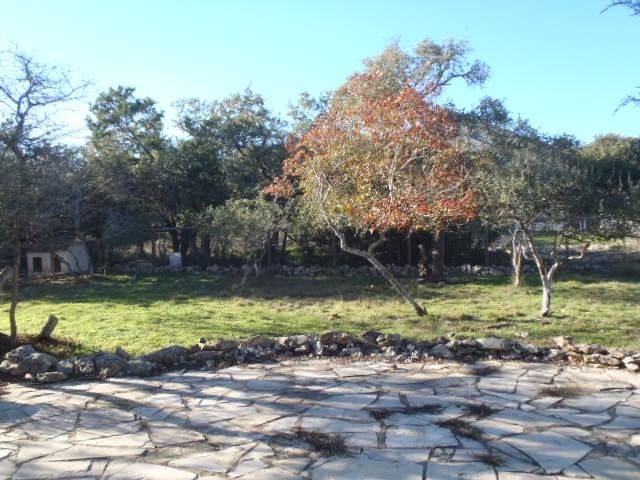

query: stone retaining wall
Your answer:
[1,332,638,384]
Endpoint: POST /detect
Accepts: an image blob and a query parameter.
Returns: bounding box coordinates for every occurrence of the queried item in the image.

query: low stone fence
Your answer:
[109,248,640,279]
[1,331,638,384]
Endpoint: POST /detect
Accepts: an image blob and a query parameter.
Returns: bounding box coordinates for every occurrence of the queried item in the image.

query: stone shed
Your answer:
[25,241,92,277]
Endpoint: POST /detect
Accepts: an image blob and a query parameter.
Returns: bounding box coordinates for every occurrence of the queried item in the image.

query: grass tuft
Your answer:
[464,404,499,418]
[540,385,585,398]
[438,418,485,441]
[294,429,347,456]
[405,404,444,415]
[474,452,505,466]
[369,403,443,421]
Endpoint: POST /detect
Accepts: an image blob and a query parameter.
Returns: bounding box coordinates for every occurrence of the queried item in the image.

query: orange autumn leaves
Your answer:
[265,70,478,233]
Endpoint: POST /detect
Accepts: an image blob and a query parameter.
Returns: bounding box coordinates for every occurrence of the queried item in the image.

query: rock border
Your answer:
[1,332,638,384]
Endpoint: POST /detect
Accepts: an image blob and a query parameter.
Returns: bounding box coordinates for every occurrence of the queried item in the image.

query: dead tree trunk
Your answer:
[39,314,59,339]
[333,230,426,316]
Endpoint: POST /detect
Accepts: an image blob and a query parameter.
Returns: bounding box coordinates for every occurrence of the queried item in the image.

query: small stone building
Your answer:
[25,241,92,277]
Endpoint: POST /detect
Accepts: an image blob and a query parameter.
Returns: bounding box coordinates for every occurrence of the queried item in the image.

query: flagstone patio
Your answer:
[1,359,639,479]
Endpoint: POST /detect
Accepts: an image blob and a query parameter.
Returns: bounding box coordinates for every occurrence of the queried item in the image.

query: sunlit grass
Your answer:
[1,263,638,356]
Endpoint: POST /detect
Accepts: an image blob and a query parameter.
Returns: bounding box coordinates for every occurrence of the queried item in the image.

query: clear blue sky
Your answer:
[1,0,638,143]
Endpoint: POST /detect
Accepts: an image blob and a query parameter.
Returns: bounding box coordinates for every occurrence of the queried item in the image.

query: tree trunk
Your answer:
[483,230,490,267]
[280,231,288,259]
[513,253,524,287]
[511,230,525,288]
[169,229,180,253]
[9,240,20,344]
[265,234,272,266]
[406,233,413,266]
[201,234,211,269]
[541,278,552,318]
[417,242,430,281]
[521,226,557,318]
[430,229,446,280]
[179,227,190,265]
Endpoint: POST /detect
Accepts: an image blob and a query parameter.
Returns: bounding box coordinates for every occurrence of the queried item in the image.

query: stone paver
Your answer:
[0,359,638,479]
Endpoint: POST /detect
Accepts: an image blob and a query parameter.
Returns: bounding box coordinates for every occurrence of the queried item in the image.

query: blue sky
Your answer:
[1,0,638,143]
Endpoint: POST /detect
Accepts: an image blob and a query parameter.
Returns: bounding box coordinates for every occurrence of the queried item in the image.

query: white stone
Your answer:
[385,424,458,448]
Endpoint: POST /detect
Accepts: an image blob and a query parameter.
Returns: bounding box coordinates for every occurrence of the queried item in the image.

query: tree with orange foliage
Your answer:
[267,40,487,315]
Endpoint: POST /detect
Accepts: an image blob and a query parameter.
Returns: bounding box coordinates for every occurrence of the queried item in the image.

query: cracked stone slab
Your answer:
[504,431,592,474]
[579,457,640,480]
[312,455,424,479]
[12,459,92,480]
[426,461,496,480]
[101,459,196,479]
[385,424,458,448]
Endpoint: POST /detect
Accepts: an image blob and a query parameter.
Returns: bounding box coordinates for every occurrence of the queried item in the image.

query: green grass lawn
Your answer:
[1,263,639,356]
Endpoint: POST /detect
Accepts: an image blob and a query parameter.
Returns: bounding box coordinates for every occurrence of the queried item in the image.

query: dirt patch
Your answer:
[16,334,84,358]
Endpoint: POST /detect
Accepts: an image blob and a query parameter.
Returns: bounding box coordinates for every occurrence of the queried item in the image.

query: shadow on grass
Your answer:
[9,267,639,310]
